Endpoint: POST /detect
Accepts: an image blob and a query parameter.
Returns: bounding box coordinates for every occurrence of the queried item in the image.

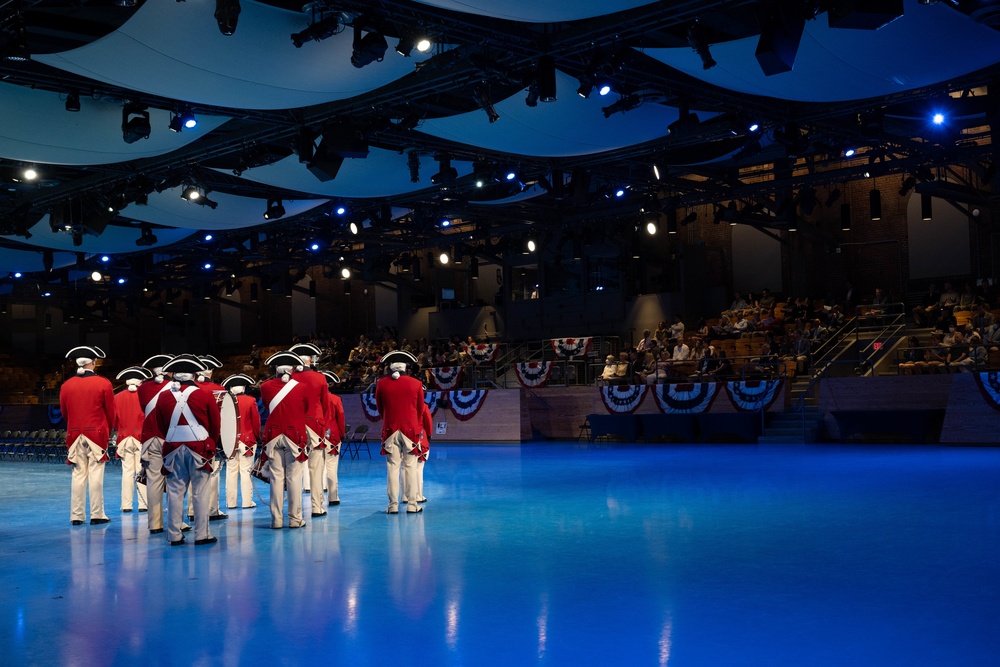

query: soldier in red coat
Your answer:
[137,354,175,534]
[151,355,221,546]
[193,355,228,522]
[321,370,346,507]
[60,345,116,526]
[375,350,425,514]
[403,396,432,505]
[260,351,311,529]
[222,373,261,510]
[289,343,330,518]
[113,366,153,513]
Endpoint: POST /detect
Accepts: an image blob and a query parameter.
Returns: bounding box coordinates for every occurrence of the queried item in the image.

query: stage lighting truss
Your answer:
[473,83,500,123]
[291,14,342,48]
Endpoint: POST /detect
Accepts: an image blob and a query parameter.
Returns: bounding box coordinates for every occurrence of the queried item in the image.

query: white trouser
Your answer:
[225,443,256,508]
[307,447,327,514]
[140,437,165,531]
[164,447,212,543]
[324,440,340,503]
[265,436,305,528]
[383,431,418,513]
[118,437,147,511]
[68,436,108,522]
[402,457,426,503]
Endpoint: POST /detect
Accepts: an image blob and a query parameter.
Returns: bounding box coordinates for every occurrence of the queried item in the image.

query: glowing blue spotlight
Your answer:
[309,242,321,251]
[203,262,213,270]
[42,291,51,297]
[204,233,213,242]
[615,188,625,198]
[598,84,611,96]
[100,255,110,263]
[184,117,198,130]
[505,171,517,181]
[844,148,856,157]
[748,122,759,133]
[13,272,22,278]
[441,219,451,228]
[932,113,945,125]
[117,277,126,284]
[335,206,346,215]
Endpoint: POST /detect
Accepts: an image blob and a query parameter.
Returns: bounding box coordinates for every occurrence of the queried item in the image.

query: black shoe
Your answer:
[194,537,218,546]
[386,509,398,515]
[406,507,423,514]
[181,525,192,533]
[187,515,194,521]
[328,500,340,506]
[90,518,111,525]
[209,513,228,521]
[138,508,148,513]
[170,538,185,546]
[122,509,132,513]
[289,523,306,529]
[71,520,84,526]
[417,498,428,504]
[149,528,164,534]
[311,512,327,517]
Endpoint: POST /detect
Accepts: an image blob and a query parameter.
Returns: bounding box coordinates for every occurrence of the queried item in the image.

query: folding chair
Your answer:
[339,426,356,459]
[351,424,371,459]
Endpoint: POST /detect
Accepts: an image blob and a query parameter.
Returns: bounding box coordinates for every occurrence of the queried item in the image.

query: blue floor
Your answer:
[2,444,999,666]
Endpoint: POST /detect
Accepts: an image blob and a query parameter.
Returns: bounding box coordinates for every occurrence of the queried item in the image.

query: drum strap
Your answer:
[166,386,209,442]
[144,383,172,417]
[268,379,299,414]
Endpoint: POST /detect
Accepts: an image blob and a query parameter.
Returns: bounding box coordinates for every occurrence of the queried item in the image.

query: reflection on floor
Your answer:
[2,444,1000,666]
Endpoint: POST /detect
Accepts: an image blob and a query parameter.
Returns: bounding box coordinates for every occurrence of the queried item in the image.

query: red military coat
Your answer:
[151,381,221,468]
[325,392,345,444]
[137,379,173,442]
[235,393,261,451]
[260,377,310,449]
[417,401,433,461]
[291,368,328,443]
[113,389,145,442]
[374,374,424,443]
[60,371,116,457]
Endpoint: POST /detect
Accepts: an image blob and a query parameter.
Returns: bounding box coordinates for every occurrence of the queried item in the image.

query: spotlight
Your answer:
[309,241,321,251]
[117,277,127,285]
[921,193,933,221]
[349,221,359,235]
[214,0,241,36]
[341,267,351,279]
[614,187,626,198]
[65,90,81,113]
[182,186,200,201]
[841,203,852,231]
[527,240,537,252]
[525,82,539,107]
[748,122,760,132]
[169,109,197,132]
[652,164,661,180]
[898,176,917,197]
[869,189,882,221]
[91,271,102,282]
[473,84,500,123]
[395,31,431,57]
[2,14,28,62]
[844,147,856,157]
[408,151,420,183]
[440,219,451,228]
[596,78,614,96]
[505,170,517,181]
[439,251,450,265]
[135,224,158,247]
[416,38,432,53]
[263,198,285,220]
[646,219,658,235]
[21,167,37,181]
[121,103,151,144]
[100,255,110,263]
[335,205,347,216]
[687,22,717,69]
[602,94,641,118]
[576,75,594,98]
[291,15,340,48]
[203,262,213,270]
[535,55,556,103]
[351,24,388,68]
[932,112,945,125]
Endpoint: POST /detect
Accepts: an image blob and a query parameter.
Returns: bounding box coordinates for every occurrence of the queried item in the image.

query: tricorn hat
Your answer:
[116,366,153,382]
[222,373,255,389]
[379,350,418,367]
[265,351,303,369]
[142,354,174,370]
[66,345,106,361]
[321,370,341,385]
[161,354,207,374]
[199,354,223,369]
[288,343,322,359]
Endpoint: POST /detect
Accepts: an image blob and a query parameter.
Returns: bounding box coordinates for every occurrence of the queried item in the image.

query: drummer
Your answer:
[192,355,228,523]
[222,373,260,510]
[320,371,345,508]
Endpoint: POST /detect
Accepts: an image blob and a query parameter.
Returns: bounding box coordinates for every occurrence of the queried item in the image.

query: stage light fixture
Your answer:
[335,204,347,216]
[395,30,431,57]
[341,267,351,279]
[666,208,678,234]
[121,103,151,144]
[351,24,387,68]
[687,22,717,69]
[349,221,359,235]
[535,55,556,102]
[21,166,37,181]
[135,224,158,247]
[898,175,917,197]
[473,84,500,123]
[646,219,658,235]
[869,189,882,221]
[2,14,28,62]
[203,262,213,270]
[841,203,852,231]
[527,240,536,252]
[614,187,626,198]
[440,219,451,228]
[117,277,127,285]
[932,112,945,125]
[214,0,241,36]
[309,241,321,251]
[430,156,458,185]
[525,82,539,107]
[91,271,102,282]
[602,94,640,118]
[100,255,110,263]
[505,170,517,181]
[408,151,420,182]
[921,193,933,221]
[291,15,340,48]
[844,147,856,157]
[439,251,450,265]
[263,199,285,220]
[576,75,593,98]
[65,90,81,112]
[169,109,197,132]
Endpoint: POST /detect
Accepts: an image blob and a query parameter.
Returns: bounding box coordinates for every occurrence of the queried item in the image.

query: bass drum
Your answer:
[215,391,240,459]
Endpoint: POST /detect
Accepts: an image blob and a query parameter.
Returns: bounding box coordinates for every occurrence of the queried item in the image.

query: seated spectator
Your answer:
[984,318,1000,351]
[598,355,618,385]
[912,283,941,327]
[955,283,976,312]
[636,351,657,384]
[715,350,733,378]
[671,337,690,361]
[650,348,672,384]
[693,317,709,338]
[637,329,656,351]
[694,346,721,376]
[653,320,670,342]
[869,287,889,315]
[967,334,989,371]
[946,331,970,372]
[898,336,926,375]
[615,352,632,383]
[668,315,685,340]
[724,292,748,317]
[671,337,694,377]
[758,288,776,310]
[787,329,812,375]
[748,343,780,378]
[971,303,995,334]
[942,321,959,346]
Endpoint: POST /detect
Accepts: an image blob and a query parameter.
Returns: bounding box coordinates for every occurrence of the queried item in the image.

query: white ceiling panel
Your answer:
[120,188,329,230]
[411,0,655,23]
[3,219,196,255]
[647,1,1000,103]
[35,0,437,110]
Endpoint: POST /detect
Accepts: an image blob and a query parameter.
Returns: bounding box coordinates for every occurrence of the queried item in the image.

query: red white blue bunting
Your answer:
[468,343,500,365]
[424,390,442,417]
[653,382,719,414]
[514,361,554,388]
[449,390,489,421]
[550,337,592,358]
[360,392,382,422]
[429,365,463,390]
[725,380,782,412]
[600,384,647,414]
[973,372,1000,412]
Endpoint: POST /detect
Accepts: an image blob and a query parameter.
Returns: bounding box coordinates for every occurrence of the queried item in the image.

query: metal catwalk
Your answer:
[2,444,999,666]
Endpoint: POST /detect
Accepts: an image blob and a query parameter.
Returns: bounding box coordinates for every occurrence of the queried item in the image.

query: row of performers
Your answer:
[58,344,432,547]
